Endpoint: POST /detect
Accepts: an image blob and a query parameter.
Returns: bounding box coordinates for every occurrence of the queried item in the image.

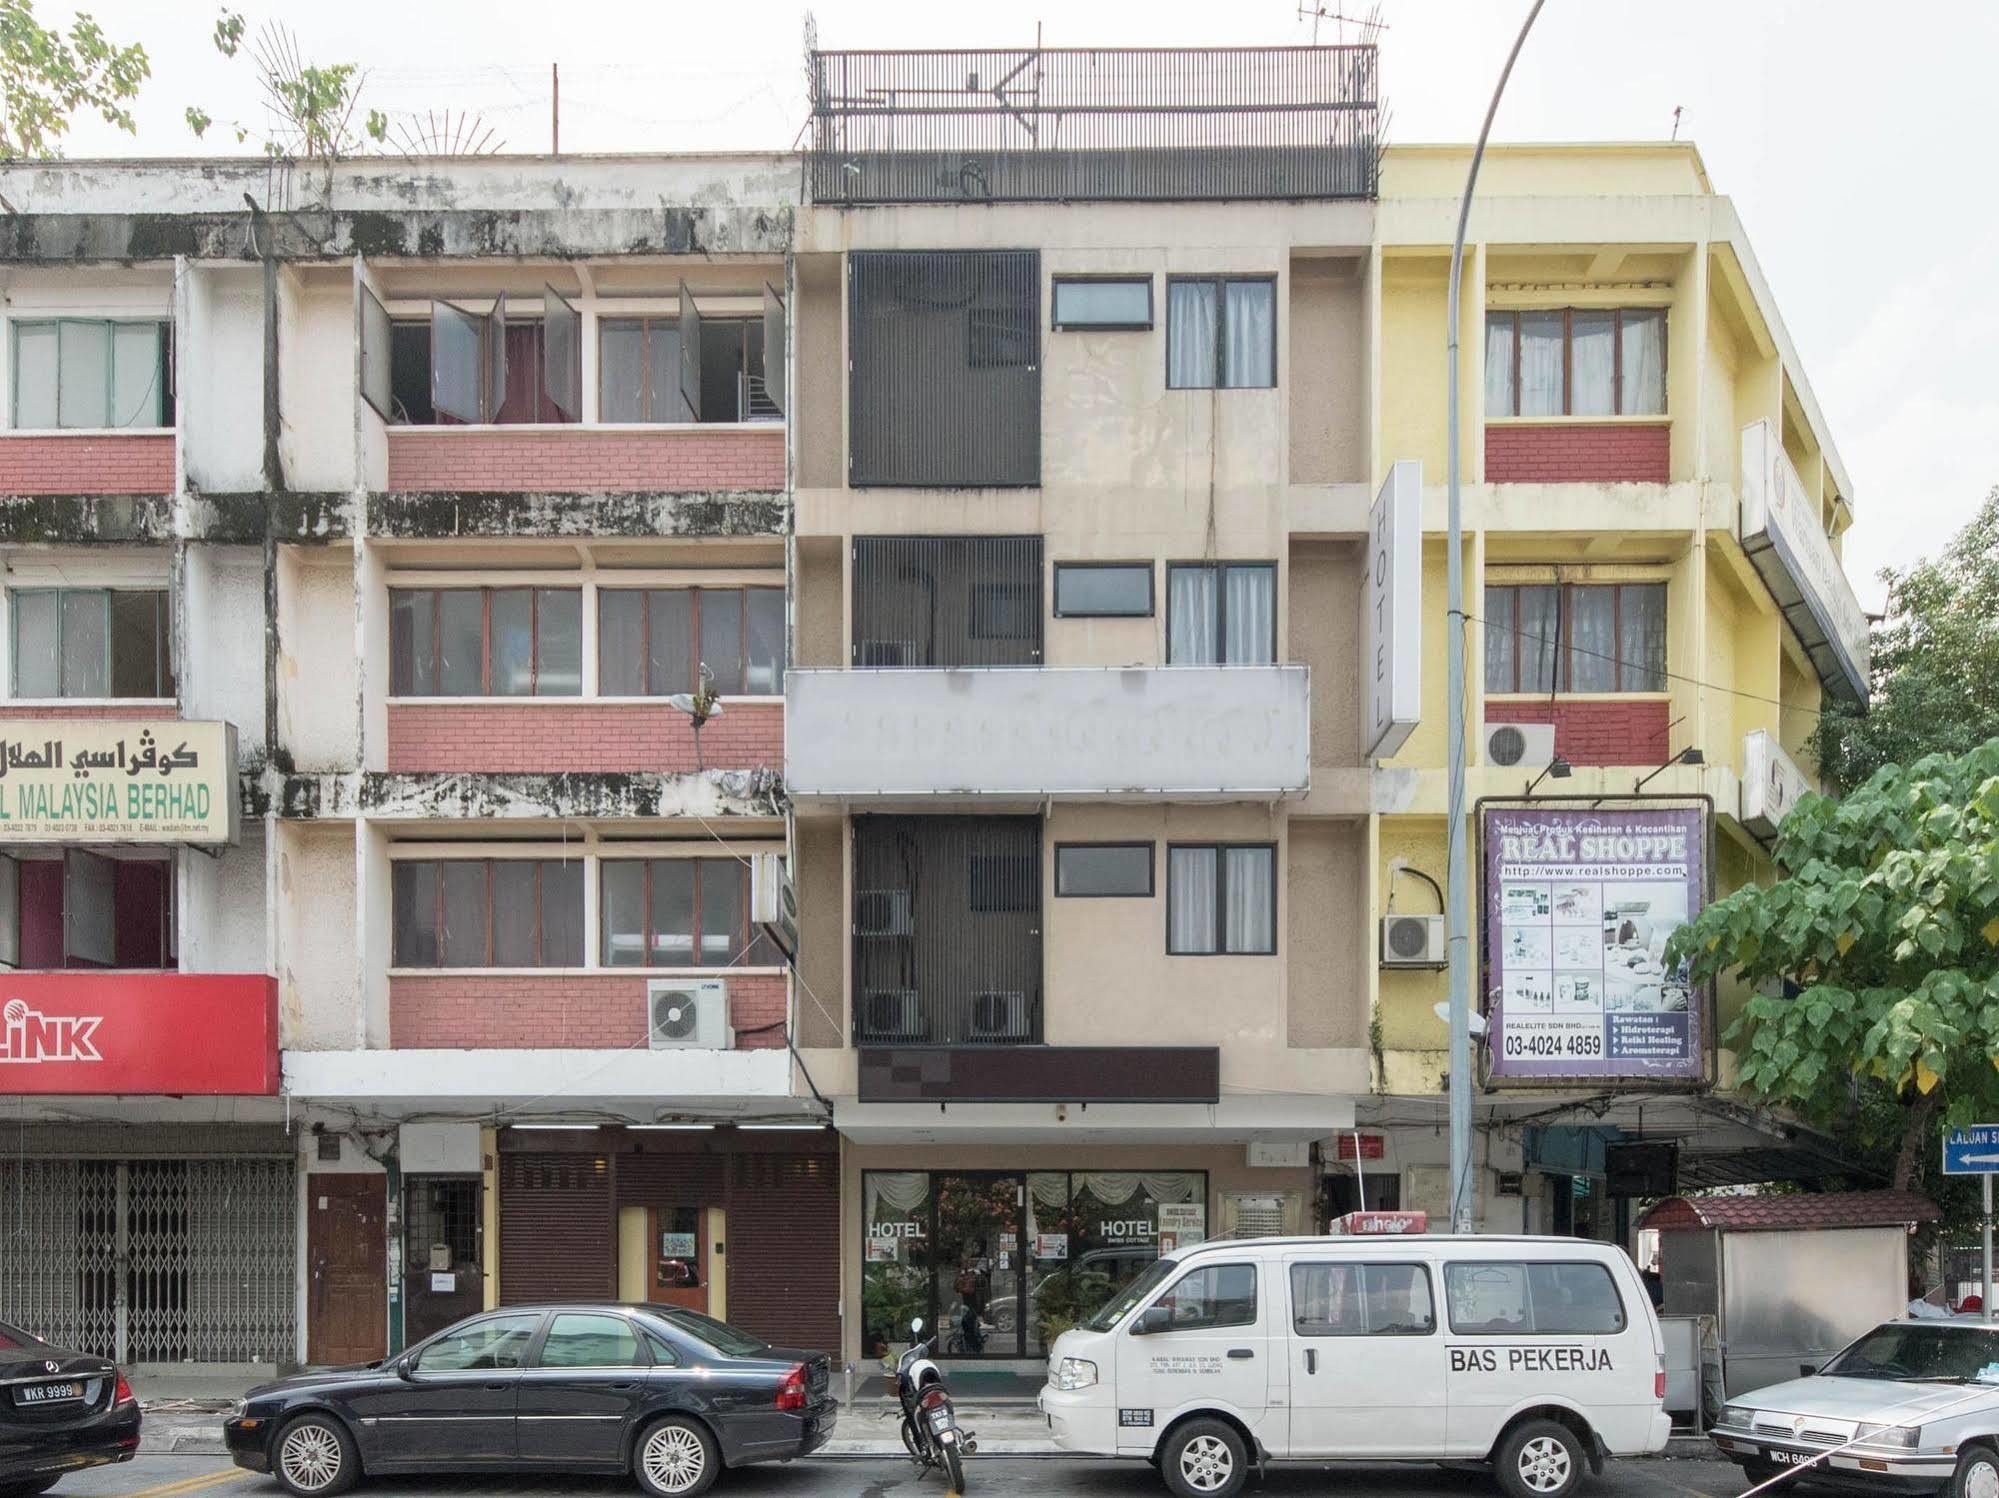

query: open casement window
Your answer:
[677,280,703,422]
[0,855,16,969]
[63,849,115,967]
[431,295,508,424]
[543,284,582,420]
[358,284,395,422]
[762,282,787,416]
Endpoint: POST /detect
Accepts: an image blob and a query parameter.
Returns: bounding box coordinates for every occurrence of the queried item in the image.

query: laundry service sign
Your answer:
[1483,803,1709,1084]
[0,721,238,845]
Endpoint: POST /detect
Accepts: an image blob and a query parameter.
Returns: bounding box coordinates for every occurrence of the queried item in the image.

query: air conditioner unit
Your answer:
[1484,721,1557,770]
[864,989,924,1042]
[647,979,732,1051]
[1380,914,1446,969]
[967,990,1029,1041]
[856,889,913,937]
[857,640,921,668]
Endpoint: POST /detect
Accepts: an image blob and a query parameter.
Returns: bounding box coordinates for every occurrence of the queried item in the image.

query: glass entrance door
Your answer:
[933,1173,1026,1358]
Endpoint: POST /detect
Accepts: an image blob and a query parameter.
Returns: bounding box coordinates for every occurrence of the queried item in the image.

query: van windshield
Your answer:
[1082,1257,1179,1333]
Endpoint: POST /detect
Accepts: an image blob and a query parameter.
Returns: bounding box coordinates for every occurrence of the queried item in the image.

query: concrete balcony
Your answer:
[1739,421,1869,701]
[784,665,1310,803]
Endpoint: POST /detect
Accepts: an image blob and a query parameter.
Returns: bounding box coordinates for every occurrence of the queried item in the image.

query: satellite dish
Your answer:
[1432,1001,1489,1038]
[665,694,724,720]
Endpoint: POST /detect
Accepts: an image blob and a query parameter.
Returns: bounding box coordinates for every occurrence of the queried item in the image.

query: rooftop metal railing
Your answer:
[806,45,1380,204]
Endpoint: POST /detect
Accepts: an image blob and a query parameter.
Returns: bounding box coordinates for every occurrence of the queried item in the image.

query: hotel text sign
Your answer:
[0,721,239,845]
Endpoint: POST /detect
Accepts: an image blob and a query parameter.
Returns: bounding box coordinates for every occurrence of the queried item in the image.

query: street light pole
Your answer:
[1447,0,1547,1235]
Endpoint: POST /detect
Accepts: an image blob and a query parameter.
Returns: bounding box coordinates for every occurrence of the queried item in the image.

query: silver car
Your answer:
[1709,1320,1999,1497]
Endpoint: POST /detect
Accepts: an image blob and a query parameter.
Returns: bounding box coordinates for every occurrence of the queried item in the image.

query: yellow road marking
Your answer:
[119,1466,249,1498]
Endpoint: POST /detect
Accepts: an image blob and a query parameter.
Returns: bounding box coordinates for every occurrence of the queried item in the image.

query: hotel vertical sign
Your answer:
[1365,459,1422,758]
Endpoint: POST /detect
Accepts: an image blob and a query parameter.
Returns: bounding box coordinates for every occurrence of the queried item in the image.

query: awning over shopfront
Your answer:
[835,1091,1354,1145]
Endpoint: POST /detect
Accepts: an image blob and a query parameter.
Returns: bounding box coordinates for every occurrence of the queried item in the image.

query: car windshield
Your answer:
[1822,1324,1999,1384]
[1081,1257,1179,1333]
[653,1308,770,1359]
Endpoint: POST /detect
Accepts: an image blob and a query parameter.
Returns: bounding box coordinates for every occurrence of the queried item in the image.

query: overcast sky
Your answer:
[47,0,1999,611]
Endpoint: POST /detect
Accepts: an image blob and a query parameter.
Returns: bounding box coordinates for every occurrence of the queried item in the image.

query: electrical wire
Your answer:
[1465,608,1834,720]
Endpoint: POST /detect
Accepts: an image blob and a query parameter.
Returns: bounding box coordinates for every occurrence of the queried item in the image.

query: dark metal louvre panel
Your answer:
[613,1151,726,1209]
[849,251,1040,487]
[499,1154,614,1304]
[852,535,1043,667]
[808,46,1380,204]
[725,1153,841,1352]
[853,815,1041,1045]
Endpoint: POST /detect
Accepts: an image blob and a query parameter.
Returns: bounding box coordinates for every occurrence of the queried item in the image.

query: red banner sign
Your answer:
[1335,1133,1386,1160]
[0,974,277,1095]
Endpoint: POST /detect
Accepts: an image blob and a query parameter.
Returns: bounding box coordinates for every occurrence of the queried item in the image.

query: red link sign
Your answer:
[0,974,278,1094]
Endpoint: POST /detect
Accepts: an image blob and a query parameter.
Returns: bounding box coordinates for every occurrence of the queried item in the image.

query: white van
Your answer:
[1038,1234,1670,1498]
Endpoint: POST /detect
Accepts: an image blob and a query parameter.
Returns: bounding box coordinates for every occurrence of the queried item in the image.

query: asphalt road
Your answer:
[48,1452,1761,1498]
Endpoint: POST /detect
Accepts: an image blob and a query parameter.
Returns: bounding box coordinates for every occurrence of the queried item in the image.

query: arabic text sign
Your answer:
[0,720,237,844]
[1944,1126,1999,1176]
[1484,804,1708,1082]
[0,973,278,1094]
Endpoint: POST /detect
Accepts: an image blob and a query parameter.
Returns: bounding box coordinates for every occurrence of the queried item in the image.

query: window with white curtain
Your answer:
[1484,581,1666,694]
[1167,843,1276,955]
[1167,276,1275,389]
[1484,308,1666,417]
[1166,562,1276,664]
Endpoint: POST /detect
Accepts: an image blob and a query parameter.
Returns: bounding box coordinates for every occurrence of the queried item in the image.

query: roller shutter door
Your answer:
[726,1151,840,1352]
[499,1153,613,1303]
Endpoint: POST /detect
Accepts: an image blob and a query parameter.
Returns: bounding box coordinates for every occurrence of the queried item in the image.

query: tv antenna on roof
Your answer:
[1296,2,1387,44]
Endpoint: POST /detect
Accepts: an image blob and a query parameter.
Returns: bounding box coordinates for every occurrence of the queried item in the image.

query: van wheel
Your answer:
[1160,1419,1248,1498]
[1494,1419,1585,1498]
[1951,1445,1999,1498]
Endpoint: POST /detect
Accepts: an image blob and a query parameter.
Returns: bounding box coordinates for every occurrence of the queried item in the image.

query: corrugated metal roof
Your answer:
[1639,1190,1939,1233]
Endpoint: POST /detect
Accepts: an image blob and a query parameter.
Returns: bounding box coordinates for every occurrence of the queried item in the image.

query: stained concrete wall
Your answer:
[1288,539,1363,767]
[1288,255,1367,485]
[181,265,266,493]
[276,819,360,1050]
[178,819,267,974]
[277,546,358,771]
[180,543,267,753]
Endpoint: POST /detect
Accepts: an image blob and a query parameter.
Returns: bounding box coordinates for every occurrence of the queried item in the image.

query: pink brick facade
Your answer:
[1486,696,1670,768]
[1484,422,1670,484]
[390,971,788,1049]
[386,701,782,773]
[385,427,784,493]
[0,432,174,495]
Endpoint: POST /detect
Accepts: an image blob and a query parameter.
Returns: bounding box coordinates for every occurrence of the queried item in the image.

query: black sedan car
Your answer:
[0,1320,140,1496]
[225,1304,834,1498]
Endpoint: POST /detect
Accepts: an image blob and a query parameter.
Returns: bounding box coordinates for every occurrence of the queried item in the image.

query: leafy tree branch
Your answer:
[0,0,148,159]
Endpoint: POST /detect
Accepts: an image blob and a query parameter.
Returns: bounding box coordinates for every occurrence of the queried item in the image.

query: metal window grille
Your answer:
[853,815,1042,1046]
[848,251,1041,487]
[852,536,1043,667]
[808,46,1380,205]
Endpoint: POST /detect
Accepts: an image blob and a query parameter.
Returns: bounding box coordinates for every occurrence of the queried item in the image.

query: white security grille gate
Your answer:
[0,1157,295,1363]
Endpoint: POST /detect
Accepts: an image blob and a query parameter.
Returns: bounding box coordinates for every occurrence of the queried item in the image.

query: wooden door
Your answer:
[309,1174,387,1365]
[647,1205,709,1313]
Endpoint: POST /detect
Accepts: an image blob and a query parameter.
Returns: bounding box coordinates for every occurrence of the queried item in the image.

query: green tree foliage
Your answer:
[1812,488,1999,793]
[1666,740,1999,1193]
[0,1,148,158]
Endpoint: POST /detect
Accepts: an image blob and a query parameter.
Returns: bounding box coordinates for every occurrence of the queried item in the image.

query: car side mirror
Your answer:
[397,1355,417,1381]
[1800,1361,1820,1378]
[910,1317,925,1338]
[1134,1305,1173,1336]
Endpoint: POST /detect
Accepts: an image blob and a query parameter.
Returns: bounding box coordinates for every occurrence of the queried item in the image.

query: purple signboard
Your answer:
[1482,804,1708,1083]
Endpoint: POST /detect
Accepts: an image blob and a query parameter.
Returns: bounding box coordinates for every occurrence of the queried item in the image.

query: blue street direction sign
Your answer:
[1944,1126,1999,1175]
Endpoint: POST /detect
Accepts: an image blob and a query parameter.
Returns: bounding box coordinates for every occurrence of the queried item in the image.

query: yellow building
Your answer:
[1357,142,1864,1235]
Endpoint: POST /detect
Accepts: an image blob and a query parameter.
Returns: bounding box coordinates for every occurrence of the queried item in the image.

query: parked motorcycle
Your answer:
[896,1317,976,1490]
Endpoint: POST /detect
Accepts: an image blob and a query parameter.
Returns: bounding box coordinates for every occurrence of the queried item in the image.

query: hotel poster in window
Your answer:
[1481,803,1709,1083]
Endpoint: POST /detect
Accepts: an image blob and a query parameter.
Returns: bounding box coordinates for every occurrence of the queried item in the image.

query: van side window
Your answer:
[1290,1262,1435,1337]
[1444,1261,1626,1335]
[1154,1263,1257,1331]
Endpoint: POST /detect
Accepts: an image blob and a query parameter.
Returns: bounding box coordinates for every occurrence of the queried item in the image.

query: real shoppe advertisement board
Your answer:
[1481,802,1709,1084]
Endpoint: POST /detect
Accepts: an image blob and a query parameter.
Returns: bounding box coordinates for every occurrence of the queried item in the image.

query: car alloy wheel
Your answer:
[1178,1433,1236,1493]
[278,1420,345,1494]
[1515,1434,1574,1495]
[642,1423,709,1494]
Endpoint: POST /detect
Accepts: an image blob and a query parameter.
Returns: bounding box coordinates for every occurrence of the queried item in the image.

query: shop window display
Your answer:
[861,1168,1206,1361]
